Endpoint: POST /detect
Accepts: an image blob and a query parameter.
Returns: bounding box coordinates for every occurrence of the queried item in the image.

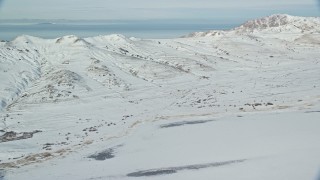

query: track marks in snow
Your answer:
[127,159,246,177]
[160,120,214,128]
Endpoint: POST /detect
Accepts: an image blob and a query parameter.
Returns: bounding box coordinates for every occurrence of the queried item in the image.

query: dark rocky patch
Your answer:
[127,159,245,177]
[127,169,177,177]
[83,127,98,132]
[0,130,42,143]
[119,48,129,54]
[88,148,115,160]
[160,120,214,128]
[0,169,5,180]
[304,110,320,113]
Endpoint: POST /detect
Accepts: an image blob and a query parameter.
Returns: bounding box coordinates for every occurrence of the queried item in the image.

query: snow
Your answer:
[235,14,320,33]
[0,14,320,180]
[186,14,320,39]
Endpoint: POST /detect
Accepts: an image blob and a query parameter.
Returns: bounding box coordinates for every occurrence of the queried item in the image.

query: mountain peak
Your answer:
[185,14,320,38]
[235,14,320,33]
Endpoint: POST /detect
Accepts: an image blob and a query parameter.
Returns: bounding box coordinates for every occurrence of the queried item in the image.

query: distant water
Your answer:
[0,20,238,40]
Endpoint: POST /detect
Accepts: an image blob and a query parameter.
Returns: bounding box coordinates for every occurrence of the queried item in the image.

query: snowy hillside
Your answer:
[0,14,320,180]
[186,14,320,38]
[235,14,320,33]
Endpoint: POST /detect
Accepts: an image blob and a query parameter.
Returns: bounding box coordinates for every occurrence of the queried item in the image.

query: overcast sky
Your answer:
[0,0,319,20]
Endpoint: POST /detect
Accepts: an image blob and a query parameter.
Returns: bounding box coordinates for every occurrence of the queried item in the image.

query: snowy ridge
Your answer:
[186,14,320,37]
[0,36,43,111]
[183,30,226,38]
[235,14,320,33]
[0,15,320,180]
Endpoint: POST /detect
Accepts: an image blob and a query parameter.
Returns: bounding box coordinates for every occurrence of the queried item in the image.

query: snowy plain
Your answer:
[0,14,320,180]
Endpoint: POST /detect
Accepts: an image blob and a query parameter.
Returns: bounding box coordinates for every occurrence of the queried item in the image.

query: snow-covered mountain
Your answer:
[0,14,320,180]
[235,14,320,33]
[186,14,320,37]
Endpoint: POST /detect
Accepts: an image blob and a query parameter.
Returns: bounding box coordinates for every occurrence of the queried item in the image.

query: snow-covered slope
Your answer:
[235,14,320,33]
[186,14,320,38]
[0,15,320,180]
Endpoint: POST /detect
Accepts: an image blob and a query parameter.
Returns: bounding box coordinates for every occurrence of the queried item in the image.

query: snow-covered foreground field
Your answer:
[0,14,320,180]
